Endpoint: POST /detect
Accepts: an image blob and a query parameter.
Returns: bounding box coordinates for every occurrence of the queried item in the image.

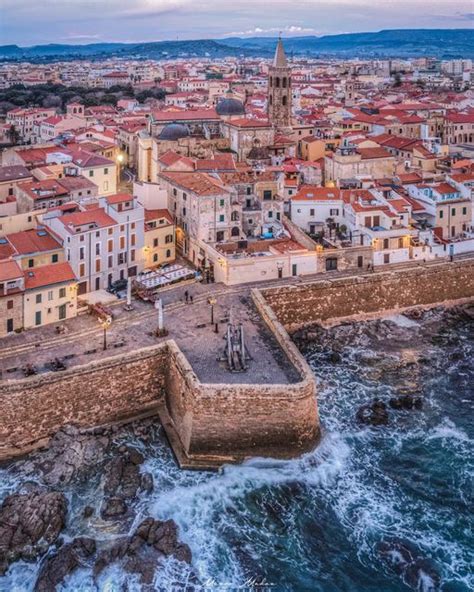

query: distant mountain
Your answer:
[1,29,472,61]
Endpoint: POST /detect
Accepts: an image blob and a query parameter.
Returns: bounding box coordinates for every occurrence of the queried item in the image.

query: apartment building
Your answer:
[144,209,175,268]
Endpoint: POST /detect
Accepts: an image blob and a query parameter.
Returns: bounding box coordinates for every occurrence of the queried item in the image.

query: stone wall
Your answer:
[161,290,319,465]
[0,345,168,460]
[261,259,474,331]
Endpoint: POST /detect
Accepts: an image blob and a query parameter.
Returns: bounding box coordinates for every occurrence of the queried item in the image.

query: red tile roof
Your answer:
[24,262,76,289]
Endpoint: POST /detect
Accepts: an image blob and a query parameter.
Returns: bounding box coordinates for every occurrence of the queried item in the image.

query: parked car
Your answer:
[107,278,128,294]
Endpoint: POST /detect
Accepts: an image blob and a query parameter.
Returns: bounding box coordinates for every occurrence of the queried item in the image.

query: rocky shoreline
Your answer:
[0,422,195,589]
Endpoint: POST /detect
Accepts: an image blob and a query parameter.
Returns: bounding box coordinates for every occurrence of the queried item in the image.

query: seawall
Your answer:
[261,259,474,332]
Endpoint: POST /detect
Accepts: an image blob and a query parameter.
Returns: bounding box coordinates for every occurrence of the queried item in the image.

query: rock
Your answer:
[35,537,96,592]
[101,446,149,520]
[328,351,342,363]
[378,538,441,591]
[356,399,389,426]
[389,395,423,411]
[94,518,192,585]
[0,490,67,575]
[83,506,94,518]
[22,424,110,487]
[101,497,127,519]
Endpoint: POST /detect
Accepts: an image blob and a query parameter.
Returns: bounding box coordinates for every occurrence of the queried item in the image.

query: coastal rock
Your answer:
[356,399,389,426]
[23,424,110,487]
[100,446,153,520]
[34,537,96,592]
[378,538,441,591]
[94,518,192,585]
[389,394,423,410]
[0,490,67,575]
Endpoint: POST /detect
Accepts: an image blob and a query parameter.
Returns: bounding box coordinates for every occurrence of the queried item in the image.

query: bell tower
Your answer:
[267,37,292,129]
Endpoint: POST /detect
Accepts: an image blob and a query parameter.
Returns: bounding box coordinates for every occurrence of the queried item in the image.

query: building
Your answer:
[0,259,24,337]
[144,209,175,268]
[23,262,77,329]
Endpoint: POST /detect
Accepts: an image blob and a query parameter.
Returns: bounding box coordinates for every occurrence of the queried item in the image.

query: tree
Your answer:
[393,73,402,87]
[6,124,21,146]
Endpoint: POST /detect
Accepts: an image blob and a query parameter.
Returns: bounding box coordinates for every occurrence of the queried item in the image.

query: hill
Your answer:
[0,29,472,61]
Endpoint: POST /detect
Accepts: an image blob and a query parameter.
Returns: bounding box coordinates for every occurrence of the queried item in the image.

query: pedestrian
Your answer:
[190,295,193,304]
[184,290,189,303]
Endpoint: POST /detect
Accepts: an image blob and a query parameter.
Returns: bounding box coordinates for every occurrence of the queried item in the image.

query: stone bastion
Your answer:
[0,258,473,468]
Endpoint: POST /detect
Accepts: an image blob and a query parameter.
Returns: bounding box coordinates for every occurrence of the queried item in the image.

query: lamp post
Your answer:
[98,315,112,351]
[208,297,217,325]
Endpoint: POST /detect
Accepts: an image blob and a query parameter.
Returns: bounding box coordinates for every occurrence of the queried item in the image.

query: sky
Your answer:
[1,0,473,46]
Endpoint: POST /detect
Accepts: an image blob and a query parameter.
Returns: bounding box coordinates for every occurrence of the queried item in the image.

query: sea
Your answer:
[0,306,472,592]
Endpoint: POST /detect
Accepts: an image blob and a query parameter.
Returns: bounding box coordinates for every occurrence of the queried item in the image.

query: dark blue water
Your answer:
[1,308,472,591]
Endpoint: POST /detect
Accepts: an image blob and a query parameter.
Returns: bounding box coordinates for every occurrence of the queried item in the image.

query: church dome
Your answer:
[158,123,190,141]
[216,97,245,117]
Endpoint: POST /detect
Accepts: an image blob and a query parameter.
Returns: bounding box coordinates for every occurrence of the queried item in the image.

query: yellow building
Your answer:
[4,228,64,270]
[23,262,77,329]
[436,198,472,239]
[144,209,175,268]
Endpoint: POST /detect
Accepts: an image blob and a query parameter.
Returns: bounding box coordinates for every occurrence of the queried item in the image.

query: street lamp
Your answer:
[208,297,217,325]
[98,315,112,351]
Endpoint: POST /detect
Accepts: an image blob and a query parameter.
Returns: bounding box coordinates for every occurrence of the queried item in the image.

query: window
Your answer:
[131,234,136,246]
[7,300,13,310]
[36,293,42,304]
[451,207,456,216]
[58,303,66,320]
[384,253,390,264]
[310,209,315,216]
[219,215,225,222]
[51,253,58,263]
[28,259,34,268]
[330,209,339,216]
[166,249,171,258]
[383,239,389,250]
[153,254,158,262]
[219,199,225,207]
[35,311,42,326]
[108,255,113,268]
[119,236,125,249]
[263,190,272,201]
[153,238,158,247]
[95,259,101,272]
[462,207,467,215]
[48,290,53,301]
[104,168,108,174]
[268,211,273,218]
[108,239,113,252]
[130,249,135,262]
[165,234,173,244]
[59,287,66,298]
[89,170,94,177]
[79,246,85,260]
[439,210,444,219]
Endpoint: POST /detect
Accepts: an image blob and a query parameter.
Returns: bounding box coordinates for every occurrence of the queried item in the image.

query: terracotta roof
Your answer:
[24,262,76,289]
[0,259,23,283]
[59,208,116,232]
[6,229,61,255]
[0,165,32,183]
[104,193,133,205]
[160,172,229,196]
[292,185,341,201]
[358,147,393,160]
[145,208,173,225]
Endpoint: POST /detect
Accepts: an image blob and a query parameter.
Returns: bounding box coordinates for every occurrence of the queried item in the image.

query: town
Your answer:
[0,40,473,338]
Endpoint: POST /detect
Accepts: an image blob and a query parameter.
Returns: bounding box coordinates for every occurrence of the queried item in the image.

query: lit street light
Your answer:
[208,297,217,325]
[98,315,112,350]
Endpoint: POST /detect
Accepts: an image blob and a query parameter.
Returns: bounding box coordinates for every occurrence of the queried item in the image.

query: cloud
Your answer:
[224,24,321,37]
[62,34,102,40]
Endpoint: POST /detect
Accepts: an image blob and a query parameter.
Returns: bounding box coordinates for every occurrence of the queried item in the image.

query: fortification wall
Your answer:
[0,345,168,460]
[161,291,319,465]
[261,259,474,331]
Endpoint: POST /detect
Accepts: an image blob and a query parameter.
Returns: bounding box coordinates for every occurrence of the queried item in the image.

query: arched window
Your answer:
[269,77,273,87]
[275,77,280,88]
[231,226,240,237]
[282,96,287,106]
[282,78,287,88]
